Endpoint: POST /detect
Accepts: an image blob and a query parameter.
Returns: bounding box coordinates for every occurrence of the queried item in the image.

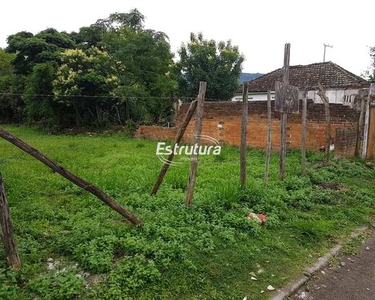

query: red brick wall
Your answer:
[136,100,359,152]
[334,128,358,158]
[135,125,176,140]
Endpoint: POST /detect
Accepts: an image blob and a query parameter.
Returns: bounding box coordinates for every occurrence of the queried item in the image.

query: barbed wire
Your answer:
[0,92,224,102]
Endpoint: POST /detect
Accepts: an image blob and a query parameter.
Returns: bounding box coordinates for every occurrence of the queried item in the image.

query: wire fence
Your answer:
[0,92,227,102]
[0,93,226,129]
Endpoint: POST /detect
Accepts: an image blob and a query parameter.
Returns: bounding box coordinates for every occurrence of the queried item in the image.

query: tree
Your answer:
[69,25,105,49]
[0,49,15,93]
[177,33,244,101]
[0,9,177,127]
[96,9,145,31]
[369,46,375,82]
[0,49,22,121]
[69,9,145,50]
[102,23,176,123]
[53,47,121,126]
[23,62,57,123]
[363,46,375,82]
[6,29,75,75]
[68,9,176,125]
[4,29,75,124]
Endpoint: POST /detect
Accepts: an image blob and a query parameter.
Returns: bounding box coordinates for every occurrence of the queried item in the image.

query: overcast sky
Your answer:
[1,0,373,77]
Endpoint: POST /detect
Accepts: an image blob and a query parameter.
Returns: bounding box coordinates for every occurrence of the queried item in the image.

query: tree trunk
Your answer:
[125,98,130,121]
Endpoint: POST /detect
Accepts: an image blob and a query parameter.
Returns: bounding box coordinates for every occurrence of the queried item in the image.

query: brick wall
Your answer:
[334,129,358,158]
[135,100,359,152]
[135,125,177,140]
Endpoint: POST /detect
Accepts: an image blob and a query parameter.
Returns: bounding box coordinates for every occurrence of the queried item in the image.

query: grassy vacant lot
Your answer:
[1,125,375,300]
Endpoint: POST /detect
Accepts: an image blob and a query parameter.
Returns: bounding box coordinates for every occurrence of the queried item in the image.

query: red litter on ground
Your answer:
[246,213,267,225]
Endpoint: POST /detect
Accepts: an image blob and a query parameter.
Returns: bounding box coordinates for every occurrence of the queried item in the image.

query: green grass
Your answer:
[1,125,375,299]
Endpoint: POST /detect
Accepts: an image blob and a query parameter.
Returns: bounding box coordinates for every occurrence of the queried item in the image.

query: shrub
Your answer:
[28,267,83,300]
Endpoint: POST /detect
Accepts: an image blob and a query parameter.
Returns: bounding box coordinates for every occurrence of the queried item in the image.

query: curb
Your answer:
[270,226,368,300]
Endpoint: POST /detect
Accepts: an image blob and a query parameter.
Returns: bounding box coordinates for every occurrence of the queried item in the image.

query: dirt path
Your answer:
[291,231,375,300]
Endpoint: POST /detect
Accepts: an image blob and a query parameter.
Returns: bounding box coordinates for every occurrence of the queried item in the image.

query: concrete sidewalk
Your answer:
[291,231,375,300]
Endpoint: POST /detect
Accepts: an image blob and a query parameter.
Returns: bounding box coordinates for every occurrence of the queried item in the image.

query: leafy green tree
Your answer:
[363,47,375,82]
[69,9,145,50]
[53,47,121,126]
[0,49,15,92]
[96,9,145,31]
[4,29,75,124]
[177,33,244,101]
[103,27,175,96]
[70,25,105,49]
[0,49,23,121]
[369,47,375,82]
[6,29,75,75]
[1,9,177,127]
[103,26,176,123]
[23,62,57,123]
[67,9,176,125]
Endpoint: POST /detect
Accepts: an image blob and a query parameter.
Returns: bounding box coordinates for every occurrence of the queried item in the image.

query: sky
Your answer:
[1,0,374,77]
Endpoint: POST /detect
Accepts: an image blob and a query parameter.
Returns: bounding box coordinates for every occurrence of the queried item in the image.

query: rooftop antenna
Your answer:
[323,44,333,62]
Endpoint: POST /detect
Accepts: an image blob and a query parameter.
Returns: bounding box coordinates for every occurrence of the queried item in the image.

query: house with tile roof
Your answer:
[232,62,370,105]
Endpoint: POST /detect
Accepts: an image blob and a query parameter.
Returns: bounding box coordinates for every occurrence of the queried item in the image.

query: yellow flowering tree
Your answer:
[53,47,122,125]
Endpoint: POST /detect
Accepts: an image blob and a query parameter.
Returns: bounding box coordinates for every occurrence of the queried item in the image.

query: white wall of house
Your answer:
[231,92,275,102]
[231,88,360,106]
[306,89,359,105]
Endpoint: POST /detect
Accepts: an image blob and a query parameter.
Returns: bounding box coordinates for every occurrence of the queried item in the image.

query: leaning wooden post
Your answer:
[0,127,142,226]
[280,43,290,181]
[0,173,21,270]
[151,100,198,195]
[185,82,207,207]
[240,82,249,188]
[264,90,272,185]
[301,91,307,175]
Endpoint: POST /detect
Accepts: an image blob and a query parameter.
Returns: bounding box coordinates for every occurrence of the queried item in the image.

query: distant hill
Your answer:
[239,73,263,84]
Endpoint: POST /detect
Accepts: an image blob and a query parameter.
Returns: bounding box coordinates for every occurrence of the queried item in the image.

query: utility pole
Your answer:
[323,44,333,62]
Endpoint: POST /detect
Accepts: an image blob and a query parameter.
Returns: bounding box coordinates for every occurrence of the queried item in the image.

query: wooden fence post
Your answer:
[0,173,21,269]
[301,91,307,175]
[280,43,290,180]
[185,82,207,207]
[240,82,249,188]
[151,100,198,195]
[317,83,331,166]
[362,83,375,158]
[264,90,272,185]
[0,127,142,226]
[355,95,366,157]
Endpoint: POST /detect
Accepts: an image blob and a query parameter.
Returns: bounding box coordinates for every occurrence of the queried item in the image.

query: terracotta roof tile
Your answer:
[246,62,369,92]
